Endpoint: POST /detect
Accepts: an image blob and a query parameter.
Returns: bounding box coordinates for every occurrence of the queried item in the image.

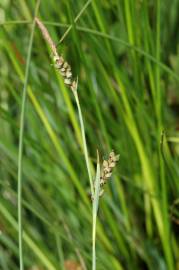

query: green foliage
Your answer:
[0,0,179,269]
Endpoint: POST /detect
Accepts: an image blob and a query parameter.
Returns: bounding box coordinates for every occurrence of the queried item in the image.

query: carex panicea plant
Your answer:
[35,17,119,270]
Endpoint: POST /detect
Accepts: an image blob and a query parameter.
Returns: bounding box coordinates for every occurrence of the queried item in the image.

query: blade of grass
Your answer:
[17,1,40,270]
[124,0,141,92]
[56,0,92,45]
[55,233,65,270]
[156,1,174,268]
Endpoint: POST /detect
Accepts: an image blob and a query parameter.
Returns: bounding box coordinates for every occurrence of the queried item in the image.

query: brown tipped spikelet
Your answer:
[35,17,77,92]
[92,150,119,200]
[52,55,77,91]
[100,150,120,188]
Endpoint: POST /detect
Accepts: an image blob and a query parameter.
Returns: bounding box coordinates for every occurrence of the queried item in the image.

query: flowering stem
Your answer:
[73,88,94,196]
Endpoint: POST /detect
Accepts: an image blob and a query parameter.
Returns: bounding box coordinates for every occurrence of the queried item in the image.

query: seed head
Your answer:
[91,150,119,200]
[35,17,77,92]
[100,150,119,189]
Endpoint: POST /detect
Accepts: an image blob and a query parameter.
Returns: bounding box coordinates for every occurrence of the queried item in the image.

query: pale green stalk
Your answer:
[73,87,94,196]
[92,151,101,270]
[73,85,99,270]
[17,1,40,269]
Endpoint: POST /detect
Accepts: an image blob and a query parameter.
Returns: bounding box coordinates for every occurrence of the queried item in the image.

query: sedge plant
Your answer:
[35,17,119,270]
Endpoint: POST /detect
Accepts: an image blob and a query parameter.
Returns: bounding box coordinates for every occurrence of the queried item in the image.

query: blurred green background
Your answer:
[0,0,179,269]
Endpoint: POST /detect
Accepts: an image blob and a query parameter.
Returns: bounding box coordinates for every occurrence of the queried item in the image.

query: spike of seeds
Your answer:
[35,17,77,91]
[92,150,119,200]
[99,150,119,188]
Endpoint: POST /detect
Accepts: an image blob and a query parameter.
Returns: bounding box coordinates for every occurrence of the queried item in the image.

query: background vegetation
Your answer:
[0,0,179,269]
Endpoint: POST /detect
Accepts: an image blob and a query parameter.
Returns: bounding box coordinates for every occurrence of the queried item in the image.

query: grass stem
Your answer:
[17,1,40,269]
[92,150,100,270]
[73,88,94,196]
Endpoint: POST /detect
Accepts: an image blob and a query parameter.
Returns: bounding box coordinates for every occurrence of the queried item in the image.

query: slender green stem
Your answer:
[92,212,96,270]
[73,89,94,196]
[92,151,100,270]
[17,1,40,269]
